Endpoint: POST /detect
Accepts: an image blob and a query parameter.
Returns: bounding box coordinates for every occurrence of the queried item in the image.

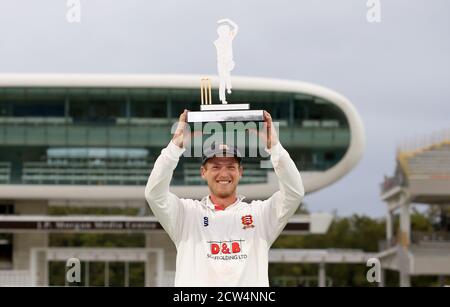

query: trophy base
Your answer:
[187,110,264,123]
[200,104,249,111]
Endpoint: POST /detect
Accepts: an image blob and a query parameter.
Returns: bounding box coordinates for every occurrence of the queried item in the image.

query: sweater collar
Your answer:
[202,195,246,211]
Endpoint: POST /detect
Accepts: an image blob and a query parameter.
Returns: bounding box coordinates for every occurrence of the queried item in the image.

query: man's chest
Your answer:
[190,208,260,250]
[197,208,257,232]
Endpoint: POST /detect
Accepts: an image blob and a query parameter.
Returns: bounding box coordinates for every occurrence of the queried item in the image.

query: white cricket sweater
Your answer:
[145,141,304,287]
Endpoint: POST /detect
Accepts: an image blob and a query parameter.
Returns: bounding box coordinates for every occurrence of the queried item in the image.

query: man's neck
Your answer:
[209,193,238,209]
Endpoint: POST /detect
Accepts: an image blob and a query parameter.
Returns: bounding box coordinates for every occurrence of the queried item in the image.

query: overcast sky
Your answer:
[0,0,449,217]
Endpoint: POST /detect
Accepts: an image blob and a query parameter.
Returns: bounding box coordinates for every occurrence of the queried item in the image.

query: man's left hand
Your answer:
[263,111,279,149]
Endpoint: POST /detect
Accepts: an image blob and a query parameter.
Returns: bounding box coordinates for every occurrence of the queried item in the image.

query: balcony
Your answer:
[0,116,350,186]
[1,158,270,186]
[0,117,350,148]
[21,161,154,185]
[378,231,450,251]
[0,162,11,184]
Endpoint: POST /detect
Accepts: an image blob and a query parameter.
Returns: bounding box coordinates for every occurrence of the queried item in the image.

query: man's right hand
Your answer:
[172,109,188,148]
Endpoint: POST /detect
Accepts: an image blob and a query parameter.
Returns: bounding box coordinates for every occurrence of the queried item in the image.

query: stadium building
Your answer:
[378,133,450,287]
[0,74,364,286]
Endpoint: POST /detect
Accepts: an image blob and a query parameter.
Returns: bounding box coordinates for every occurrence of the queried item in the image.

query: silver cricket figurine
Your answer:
[187,19,264,123]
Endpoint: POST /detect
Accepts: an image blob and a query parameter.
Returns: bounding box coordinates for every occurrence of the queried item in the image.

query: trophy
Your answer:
[187,19,264,123]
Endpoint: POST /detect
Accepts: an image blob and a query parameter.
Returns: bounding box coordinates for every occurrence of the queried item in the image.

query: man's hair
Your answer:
[202,157,242,169]
[201,143,243,166]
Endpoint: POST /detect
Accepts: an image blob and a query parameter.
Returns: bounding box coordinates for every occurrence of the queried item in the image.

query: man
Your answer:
[145,110,304,287]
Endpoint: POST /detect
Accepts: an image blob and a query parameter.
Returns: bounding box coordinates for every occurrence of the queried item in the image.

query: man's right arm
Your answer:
[145,110,188,243]
[145,141,185,244]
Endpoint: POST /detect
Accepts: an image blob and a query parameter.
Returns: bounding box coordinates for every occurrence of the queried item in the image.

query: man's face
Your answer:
[201,157,243,198]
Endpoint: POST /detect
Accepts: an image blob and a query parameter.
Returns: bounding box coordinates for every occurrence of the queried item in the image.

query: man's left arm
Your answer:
[261,142,304,244]
[251,111,304,245]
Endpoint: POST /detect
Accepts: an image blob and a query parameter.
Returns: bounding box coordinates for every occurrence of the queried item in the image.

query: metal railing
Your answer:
[411,231,450,244]
[8,160,272,186]
[21,160,153,185]
[379,231,450,250]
